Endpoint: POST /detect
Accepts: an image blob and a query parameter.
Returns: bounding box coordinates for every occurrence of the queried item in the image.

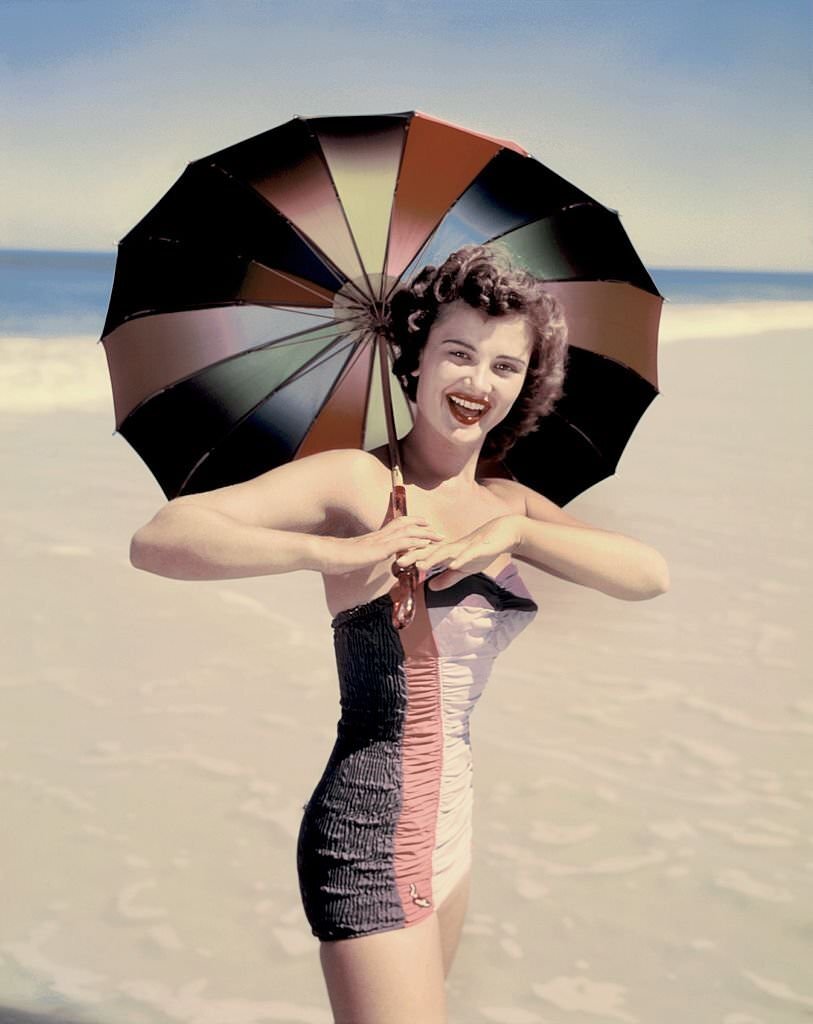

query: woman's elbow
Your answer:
[130,522,172,575]
[642,553,670,599]
[616,552,670,601]
[129,528,154,572]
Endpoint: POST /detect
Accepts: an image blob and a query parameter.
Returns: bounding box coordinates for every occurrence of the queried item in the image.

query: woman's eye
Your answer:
[450,352,514,372]
[449,351,516,373]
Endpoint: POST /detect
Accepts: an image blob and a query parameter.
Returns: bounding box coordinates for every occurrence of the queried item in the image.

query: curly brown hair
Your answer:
[387,243,569,463]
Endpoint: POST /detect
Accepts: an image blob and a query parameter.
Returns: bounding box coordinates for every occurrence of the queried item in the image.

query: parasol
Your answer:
[101,110,663,627]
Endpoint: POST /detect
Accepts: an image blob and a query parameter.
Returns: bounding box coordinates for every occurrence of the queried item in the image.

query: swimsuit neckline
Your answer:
[331,559,519,629]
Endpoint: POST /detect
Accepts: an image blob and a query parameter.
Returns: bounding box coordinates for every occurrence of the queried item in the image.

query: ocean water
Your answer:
[651,267,812,304]
[3,248,811,416]
[0,250,115,337]
[0,248,811,339]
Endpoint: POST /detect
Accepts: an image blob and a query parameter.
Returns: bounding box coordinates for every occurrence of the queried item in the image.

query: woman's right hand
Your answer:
[319,516,445,576]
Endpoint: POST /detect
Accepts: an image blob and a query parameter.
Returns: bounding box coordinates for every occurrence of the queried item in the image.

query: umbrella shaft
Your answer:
[377,333,404,494]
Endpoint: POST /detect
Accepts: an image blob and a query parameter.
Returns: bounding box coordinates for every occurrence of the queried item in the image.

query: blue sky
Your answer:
[2,0,810,270]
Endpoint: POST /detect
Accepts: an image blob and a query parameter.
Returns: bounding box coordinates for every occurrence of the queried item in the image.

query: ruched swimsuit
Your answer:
[296,558,538,941]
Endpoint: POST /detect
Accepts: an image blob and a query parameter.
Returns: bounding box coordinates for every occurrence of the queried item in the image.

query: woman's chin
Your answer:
[445,419,484,436]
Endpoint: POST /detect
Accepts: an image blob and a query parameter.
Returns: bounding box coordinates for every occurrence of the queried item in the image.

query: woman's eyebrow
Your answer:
[442,338,527,365]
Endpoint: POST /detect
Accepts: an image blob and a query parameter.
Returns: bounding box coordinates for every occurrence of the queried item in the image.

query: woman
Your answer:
[130,245,670,1023]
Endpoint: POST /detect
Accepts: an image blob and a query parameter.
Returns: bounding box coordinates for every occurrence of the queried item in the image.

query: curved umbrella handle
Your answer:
[390,481,418,629]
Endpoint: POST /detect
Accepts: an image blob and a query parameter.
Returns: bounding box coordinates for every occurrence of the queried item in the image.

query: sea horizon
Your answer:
[1,248,811,341]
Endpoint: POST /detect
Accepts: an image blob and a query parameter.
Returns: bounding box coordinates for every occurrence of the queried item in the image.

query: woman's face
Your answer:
[412,299,533,443]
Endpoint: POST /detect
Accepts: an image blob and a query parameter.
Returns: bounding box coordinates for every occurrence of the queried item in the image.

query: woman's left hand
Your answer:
[394,515,522,590]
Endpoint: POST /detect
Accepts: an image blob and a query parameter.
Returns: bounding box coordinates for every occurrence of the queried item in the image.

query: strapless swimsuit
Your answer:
[296,558,538,941]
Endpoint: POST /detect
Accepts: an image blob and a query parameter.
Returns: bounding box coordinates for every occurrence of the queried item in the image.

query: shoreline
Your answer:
[1,300,812,416]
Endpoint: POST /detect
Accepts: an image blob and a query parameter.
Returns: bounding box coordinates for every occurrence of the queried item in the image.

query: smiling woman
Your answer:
[129,242,668,1024]
[389,243,569,465]
[395,301,535,468]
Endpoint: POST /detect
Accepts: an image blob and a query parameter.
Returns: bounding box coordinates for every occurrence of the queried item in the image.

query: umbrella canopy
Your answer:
[101,109,663,509]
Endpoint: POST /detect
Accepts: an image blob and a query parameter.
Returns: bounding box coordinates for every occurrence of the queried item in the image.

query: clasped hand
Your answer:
[394,515,521,590]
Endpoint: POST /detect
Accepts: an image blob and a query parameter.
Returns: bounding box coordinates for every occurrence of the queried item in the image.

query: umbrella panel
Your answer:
[121,325,357,497]
[503,347,658,506]
[104,162,343,337]
[204,117,369,289]
[104,109,663,512]
[499,203,661,297]
[390,147,596,294]
[307,114,408,289]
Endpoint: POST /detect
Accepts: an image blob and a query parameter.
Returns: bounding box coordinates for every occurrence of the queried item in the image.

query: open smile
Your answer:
[446,393,490,425]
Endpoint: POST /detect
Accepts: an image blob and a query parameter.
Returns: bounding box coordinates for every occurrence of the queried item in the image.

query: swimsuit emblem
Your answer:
[409,882,432,908]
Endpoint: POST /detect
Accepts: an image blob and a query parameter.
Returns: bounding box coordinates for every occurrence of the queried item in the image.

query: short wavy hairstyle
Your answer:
[387,243,569,463]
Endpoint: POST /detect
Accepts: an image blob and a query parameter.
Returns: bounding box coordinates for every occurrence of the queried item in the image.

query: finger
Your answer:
[425,556,466,584]
[397,522,442,537]
[401,538,438,556]
[394,552,420,566]
[398,547,445,567]
[398,538,444,559]
[402,534,444,553]
[395,539,439,560]
[427,569,459,591]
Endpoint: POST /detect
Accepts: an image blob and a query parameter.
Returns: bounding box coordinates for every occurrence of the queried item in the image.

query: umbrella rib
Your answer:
[548,409,612,468]
[302,117,377,302]
[244,260,343,309]
[121,317,365,423]
[111,298,336,332]
[177,329,363,494]
[564,343,661,385]
[485,204,663,297]
[234,299,370,328]
[376,118,411,302]
[205,158,371,308]
[381,180,602,306]
[292,329,380,459]
[350,327,384,453]
[267,330,361,393]
[381,146,514,304]
[246,304,336,320]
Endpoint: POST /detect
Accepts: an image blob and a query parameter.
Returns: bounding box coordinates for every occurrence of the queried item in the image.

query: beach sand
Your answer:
[1,314,811,1023]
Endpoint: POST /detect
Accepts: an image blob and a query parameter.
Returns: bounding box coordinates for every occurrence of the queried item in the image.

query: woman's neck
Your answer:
[398,426,483,493]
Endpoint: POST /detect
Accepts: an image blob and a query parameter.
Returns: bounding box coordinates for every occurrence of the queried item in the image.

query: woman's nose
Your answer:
[464,370,494,396]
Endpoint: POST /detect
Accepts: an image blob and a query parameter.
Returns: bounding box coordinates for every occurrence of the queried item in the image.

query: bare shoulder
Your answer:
[479,476,527,516]
[480,476,595,529]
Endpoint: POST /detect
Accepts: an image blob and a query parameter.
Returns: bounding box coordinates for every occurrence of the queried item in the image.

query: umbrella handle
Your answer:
[376,333,417,629]
[389,481,418,630]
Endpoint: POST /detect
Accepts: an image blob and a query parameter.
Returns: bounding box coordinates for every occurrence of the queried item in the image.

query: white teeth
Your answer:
[449,395,487,412]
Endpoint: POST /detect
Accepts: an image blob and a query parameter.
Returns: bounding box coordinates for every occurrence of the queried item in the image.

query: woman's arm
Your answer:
[130,505,333,580]
[484,477,670,601]
[509,515,669,601]
[129,448,366,581]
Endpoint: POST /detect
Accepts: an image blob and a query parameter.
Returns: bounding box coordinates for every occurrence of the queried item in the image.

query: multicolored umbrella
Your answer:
[100,109,663,626]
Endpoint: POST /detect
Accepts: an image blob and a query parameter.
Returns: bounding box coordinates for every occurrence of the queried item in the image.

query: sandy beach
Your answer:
[1,302,812,1023]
